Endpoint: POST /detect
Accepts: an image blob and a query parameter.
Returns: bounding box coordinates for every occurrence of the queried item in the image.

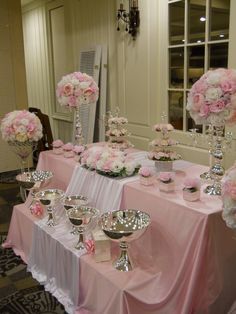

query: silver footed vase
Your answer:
[204,124,225,196]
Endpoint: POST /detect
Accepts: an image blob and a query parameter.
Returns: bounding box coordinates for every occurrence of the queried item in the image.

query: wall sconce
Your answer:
[117,0,140,39]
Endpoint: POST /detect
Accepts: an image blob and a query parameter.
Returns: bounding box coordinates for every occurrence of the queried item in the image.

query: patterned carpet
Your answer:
[0,176,67,314]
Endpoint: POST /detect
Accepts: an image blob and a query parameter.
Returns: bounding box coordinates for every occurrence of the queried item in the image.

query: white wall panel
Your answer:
[22,4,53,123]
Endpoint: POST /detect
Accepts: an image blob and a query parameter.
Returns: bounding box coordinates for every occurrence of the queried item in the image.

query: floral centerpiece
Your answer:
[158,172,175,192]
[1,110,43,142]
[187,68,236,126]
[183,177,201,201]
[187,68,236,196]
[56,72,99,145]
[222,164,236,229]
[106,109,133,150]
[0,110,43,172]
[148,123,181,171]
[138,166,154,186]
[80,146,140,177]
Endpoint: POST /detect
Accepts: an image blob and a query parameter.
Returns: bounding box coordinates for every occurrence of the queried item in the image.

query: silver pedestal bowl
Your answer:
[16,170,53,201]
[35,189,65,227]
[67,206,99,250]
[100,209,151,271]
[63,195,90,234]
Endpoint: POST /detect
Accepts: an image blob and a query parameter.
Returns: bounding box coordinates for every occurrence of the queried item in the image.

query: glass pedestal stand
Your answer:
[204,125,224,196]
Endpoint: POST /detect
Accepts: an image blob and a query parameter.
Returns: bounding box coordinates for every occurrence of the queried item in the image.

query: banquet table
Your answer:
[3,150,236,314]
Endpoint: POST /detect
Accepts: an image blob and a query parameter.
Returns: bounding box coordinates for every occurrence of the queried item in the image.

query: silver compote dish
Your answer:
[100,209,151,271]
[67,205,99,250]
[16,170,53,201]
[35,189,65,227]
[63,195,90,234]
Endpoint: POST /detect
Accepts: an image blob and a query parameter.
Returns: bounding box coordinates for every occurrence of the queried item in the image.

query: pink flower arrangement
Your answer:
[56,72,99,108]
[81,147,140,177]
[183,177,201,192]
[138,167,153,177]
[30,202,44,217]
[187,68,236,125]
[52,139,64,148]
[148,151,181,161]
[0,110,43,143]
[85,239,95,254]
[159,172,174,183]
[222,164,236,229]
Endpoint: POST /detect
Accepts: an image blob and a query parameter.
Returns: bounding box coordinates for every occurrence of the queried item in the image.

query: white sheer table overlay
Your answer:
[27,151,147,314]
[27,150,196,314]
[27,204,86,314]
[66,151,149,212]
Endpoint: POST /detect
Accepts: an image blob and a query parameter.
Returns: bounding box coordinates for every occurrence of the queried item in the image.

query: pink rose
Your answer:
[222,181,236,200]
[199,104,210,117]
[30,202,44,217]
[85,239,95,254]
[192,93,205,111]
[68,95,77,107]
[220,80,236,94]
[63,83,74,96]
[209,100,226,113]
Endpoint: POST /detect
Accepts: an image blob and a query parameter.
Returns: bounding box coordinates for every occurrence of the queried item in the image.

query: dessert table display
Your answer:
[3,150,236,314]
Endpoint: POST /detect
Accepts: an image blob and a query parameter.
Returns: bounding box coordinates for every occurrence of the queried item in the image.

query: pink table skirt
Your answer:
[3,153,236,314]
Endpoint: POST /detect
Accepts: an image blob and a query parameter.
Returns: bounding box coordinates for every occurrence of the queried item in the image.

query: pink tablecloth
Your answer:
[77,163,236,314]
[3,153,236,314]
